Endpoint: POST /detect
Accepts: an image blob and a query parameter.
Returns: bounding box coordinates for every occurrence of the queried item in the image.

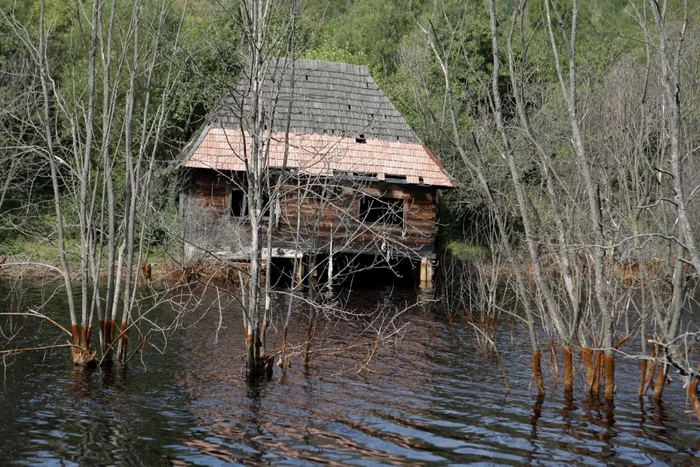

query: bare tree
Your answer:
[0,0,189,366]
[415,4,547,396]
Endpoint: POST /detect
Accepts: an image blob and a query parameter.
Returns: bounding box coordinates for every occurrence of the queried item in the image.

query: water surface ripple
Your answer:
[1,286,699,465]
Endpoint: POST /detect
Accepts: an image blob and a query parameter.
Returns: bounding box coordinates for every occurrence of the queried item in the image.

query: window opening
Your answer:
[230,189,248,218]
[230,188,271,221]
[360,196,404,226]
[261,192,271,221]
[385,174,407,183]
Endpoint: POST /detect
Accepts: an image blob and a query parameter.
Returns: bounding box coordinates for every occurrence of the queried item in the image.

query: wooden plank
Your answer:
[187,172,440,256]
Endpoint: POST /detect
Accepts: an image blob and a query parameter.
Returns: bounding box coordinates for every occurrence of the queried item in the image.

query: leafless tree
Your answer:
[0,0,190,366]
[414,3,547,396]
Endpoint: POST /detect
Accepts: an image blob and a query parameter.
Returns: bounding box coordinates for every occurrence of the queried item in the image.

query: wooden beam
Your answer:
[419,257,433,288]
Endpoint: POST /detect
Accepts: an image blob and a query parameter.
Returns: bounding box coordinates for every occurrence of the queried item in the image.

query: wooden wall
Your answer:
[186,168,439,258]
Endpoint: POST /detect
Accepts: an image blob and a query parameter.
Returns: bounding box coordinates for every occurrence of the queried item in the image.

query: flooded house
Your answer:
[180,59,456,286]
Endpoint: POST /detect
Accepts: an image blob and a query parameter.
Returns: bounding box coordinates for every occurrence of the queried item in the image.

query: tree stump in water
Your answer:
[71,346,97,368]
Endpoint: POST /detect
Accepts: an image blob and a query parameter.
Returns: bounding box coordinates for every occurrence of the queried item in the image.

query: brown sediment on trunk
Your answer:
[563,345,574,395]
[117,321,128,342]
[71,346,96,367]
[643,362,656,394]
[604,351,615,400]
[479,313,499,331]
[140,262,152,285]
[278,327,291,370]
[83,325,92,349]
[638,359,648,397]
[116,320,129,362]
[643,345,659,394]
[70,323,96,367]
[533,350,545,396]
[99,319,114,365]
[303,323,314,366]
[103,319,113,342]
[582,347,595,392]
[687,367,700,422]
[71,323,80,344]
[615,336,629,350]
[591,350,603,396]
[653,361,667,400]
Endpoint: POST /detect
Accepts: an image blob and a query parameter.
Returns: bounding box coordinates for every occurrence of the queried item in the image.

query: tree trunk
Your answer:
[533,350,545,397]
[604,351,615,399]
[687,369,700,422]
[653,362,667,401]
[545,0,615,398]
[563,345,574,395]
[245,326,271,379]
[591,350,603,396]
[421,11,545,396]
[638,359,648,397]
[583,347,595,393]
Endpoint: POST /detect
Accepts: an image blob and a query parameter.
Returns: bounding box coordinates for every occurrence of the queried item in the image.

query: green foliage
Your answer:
[445,241,491,261]
[2,0,699,266]
[166,3,243,145]
[0,234,79,263]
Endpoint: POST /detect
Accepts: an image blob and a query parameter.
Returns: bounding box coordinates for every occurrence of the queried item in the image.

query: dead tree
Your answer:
[0,0,189,366]
[417,8,547,396]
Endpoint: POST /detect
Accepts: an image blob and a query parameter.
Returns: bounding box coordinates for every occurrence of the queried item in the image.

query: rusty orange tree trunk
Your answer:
[582,347,595,393]
[115,321,129,363]
[687,367,700,422]
[591,351,603,396]
[638,359,648,397]
[653,362,667,400]
[70,324,96,367]
[643,345,660,395]
[563,345,574,395]
[604,351,615,399]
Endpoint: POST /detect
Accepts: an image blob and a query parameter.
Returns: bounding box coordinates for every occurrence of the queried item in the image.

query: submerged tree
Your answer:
[405,0,700,405]
[0,0,190,366]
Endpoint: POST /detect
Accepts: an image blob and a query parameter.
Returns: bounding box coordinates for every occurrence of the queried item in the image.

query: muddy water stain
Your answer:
[0,285,699,465]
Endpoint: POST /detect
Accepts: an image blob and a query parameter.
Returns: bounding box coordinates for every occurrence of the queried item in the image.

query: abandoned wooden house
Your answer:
[180,58,456,286]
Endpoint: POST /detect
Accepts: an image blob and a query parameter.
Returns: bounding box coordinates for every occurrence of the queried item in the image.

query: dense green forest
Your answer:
[0,0,675,258]
[1,0,700,403]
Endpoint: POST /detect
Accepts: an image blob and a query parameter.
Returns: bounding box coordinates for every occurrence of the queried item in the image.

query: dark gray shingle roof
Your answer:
[213,58,419,144]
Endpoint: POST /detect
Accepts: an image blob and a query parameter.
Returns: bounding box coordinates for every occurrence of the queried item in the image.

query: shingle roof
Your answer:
[183,58,457,188]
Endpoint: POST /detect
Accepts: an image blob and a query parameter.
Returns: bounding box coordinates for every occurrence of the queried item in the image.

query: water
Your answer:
[1,285,699,466]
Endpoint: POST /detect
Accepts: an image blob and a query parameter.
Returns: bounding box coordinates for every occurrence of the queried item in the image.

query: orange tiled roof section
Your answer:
[185,127,458,188]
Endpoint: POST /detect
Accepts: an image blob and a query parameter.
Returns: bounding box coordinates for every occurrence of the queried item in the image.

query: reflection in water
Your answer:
[1,285,700,465]
[529,394,544,441]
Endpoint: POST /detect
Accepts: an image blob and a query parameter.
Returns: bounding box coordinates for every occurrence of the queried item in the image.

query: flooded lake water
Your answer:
[1,285,699,466]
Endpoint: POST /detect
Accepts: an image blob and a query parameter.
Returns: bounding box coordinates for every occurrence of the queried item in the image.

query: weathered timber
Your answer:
[180,59,458,287]
[185,168,439,259]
